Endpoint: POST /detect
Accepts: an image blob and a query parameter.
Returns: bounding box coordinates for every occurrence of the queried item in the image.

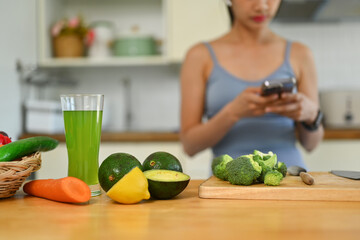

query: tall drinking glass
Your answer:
[60,94,104,196]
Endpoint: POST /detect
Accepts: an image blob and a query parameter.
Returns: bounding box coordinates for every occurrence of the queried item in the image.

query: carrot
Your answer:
[23,177,91,203]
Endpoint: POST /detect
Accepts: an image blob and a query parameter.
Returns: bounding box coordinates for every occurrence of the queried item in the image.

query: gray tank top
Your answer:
[204,41,305,169]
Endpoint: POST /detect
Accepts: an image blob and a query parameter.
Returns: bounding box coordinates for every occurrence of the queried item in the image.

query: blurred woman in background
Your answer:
[180,0,323,170]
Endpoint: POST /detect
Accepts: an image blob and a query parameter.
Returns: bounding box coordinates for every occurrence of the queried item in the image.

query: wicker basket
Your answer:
[53,34,84,57]
[0,152,41,198]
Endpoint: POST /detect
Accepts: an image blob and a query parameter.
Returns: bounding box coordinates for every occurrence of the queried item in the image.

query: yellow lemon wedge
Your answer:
[107,167,151,204]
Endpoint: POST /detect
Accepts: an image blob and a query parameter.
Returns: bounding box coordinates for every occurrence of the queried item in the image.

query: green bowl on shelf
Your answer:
[113,36,157,57]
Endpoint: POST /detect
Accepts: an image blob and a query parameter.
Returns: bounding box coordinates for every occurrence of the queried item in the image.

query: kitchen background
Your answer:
[1,0,360,179]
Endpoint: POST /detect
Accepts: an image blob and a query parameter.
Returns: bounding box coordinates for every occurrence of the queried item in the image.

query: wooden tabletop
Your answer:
[20,129,360,142]
[0,180,360,240]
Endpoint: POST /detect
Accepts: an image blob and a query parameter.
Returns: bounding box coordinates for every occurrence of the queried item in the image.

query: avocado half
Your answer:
[143,169,190,200]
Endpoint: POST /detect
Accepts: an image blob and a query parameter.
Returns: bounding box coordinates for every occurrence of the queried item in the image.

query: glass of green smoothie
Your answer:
[60,94,104,196]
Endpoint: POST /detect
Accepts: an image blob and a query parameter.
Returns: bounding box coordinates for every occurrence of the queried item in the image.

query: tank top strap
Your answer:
[284,40,292,63]
[203,42,219,65]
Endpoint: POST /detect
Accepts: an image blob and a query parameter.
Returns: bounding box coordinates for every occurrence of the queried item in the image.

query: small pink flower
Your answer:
[52,21,64,37]
[85,29,95,46]
[68,17,79,28]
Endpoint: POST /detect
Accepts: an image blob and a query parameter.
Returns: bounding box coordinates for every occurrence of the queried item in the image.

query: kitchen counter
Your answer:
[1,180,360,240]
[20,132,180,142]
[20,129,360,142]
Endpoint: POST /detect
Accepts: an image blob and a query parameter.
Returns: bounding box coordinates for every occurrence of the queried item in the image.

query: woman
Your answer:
[180,0,324,169]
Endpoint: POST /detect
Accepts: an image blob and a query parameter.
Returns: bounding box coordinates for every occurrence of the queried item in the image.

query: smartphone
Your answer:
[261,77,297,96]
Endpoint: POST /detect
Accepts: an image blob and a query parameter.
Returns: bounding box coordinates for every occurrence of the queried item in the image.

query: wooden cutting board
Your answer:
[199,172,360,201]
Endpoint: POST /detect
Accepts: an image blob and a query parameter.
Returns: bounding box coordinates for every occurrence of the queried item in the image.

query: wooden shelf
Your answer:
[20,132,180,142]
[38,56,172,68]
[323,129,360,140]
[20,129,360,142]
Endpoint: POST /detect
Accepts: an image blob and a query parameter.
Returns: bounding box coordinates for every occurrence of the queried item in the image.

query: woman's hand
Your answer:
[229,87,278,119]
[264,92,318,123]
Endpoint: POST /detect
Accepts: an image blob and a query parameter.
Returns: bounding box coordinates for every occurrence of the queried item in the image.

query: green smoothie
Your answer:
[63,110,103,185]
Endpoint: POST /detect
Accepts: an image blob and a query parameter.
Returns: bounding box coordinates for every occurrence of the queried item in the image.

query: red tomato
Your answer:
[0,134,11,145]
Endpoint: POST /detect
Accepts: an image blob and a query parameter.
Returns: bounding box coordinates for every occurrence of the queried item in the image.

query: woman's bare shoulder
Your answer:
[184,34,230,74]
[291,41,314,60]
[185,43,211,63]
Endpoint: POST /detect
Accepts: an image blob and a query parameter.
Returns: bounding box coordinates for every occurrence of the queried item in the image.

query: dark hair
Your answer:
[227,6,234,26]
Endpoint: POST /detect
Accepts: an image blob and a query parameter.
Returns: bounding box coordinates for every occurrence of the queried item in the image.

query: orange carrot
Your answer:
[23,177,91,203]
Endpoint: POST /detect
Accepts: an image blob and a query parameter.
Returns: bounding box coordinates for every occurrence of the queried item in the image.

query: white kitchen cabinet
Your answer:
[36,139,360,181]
[37,143,68,180]
[37,0,165,67]
[37,142,186,179]
[180,148,213,179]
[36,0,229,67]
[165,0,230,62]
[37,141,213,180]
[301,140,360,171]
[182,140,360,179]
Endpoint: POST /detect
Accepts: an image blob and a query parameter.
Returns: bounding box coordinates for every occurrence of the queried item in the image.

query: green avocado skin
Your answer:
[142,151,183,172]
[98,153,143,192]
[0,136,59,162]
[147,178,189,199]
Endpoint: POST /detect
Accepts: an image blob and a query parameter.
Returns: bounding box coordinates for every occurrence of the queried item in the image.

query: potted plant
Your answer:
[51,16,88,58]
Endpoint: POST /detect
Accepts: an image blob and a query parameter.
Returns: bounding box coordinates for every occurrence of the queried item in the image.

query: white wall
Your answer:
[0,0,37,139]
[271,22,360,90]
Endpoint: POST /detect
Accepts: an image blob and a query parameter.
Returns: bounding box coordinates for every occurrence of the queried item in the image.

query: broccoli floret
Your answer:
[264,170,283,186]
[276,161,287,177]
[262,153,277,169]
[253,155,262,162]
[226,156,262,185]
[213,155,233,180]
[257,161,272,183]
[263,152,273,160]
[212,154,231,173]
[253,150,274,161]
[249,150,280,183]
[253,150,265,159]
[253,152,277,182]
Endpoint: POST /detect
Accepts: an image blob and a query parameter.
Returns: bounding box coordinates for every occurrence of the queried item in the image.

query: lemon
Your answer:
[107,167,150,204]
